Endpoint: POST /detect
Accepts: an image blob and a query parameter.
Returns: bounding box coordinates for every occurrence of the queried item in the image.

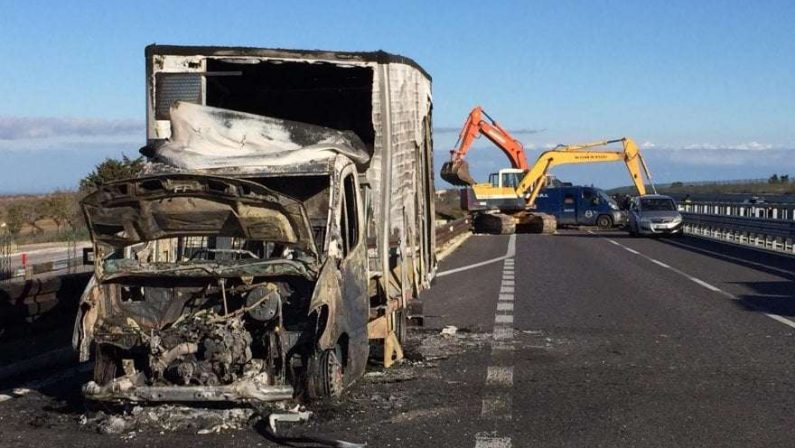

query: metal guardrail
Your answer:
[681,201,795,220]
[680,201,795,254]
[435,217,471,248]
[1,256,89,281]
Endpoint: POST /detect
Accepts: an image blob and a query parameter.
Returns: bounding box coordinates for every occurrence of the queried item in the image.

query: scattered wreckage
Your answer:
[73,45,436,404]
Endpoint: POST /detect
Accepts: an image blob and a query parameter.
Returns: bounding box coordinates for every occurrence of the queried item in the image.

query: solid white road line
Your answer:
[436,255,513,277]
[650,259,671,268]
[688,277,722,292]
[664,238,795,277]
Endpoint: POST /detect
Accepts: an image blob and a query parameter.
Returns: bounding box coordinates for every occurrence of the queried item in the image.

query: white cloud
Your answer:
[0,134,143,152]
[0,116,142,140]
[680,141,776,151]
[640,141,656,149]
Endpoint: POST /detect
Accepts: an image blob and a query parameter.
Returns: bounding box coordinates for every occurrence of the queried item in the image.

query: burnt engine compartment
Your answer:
[91,276,317,396]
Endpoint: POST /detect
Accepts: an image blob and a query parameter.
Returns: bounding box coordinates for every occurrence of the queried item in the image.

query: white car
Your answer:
[627,195,683,236]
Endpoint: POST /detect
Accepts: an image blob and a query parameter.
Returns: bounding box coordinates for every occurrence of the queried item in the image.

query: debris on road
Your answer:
[440,325,458,337]
[268,409,312,433]
[81,405,256,435]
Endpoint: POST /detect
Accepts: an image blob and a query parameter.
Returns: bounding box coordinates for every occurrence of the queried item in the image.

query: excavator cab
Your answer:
[489,169,525,189]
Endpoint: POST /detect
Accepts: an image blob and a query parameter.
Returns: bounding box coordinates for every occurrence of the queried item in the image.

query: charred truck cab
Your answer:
[74,46,435,403]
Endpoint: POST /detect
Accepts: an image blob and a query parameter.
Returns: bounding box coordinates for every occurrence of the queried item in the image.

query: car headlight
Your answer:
[672,215,683,224]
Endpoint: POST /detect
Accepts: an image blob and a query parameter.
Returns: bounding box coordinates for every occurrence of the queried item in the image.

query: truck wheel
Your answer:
[307,346,344,399]
[393,309,407,345]
[596,215,613,230]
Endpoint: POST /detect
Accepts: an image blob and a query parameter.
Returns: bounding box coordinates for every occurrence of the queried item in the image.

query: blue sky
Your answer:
[0,0,793,193]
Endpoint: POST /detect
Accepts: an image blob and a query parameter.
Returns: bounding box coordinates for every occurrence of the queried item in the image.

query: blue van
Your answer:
[534,185,626,228]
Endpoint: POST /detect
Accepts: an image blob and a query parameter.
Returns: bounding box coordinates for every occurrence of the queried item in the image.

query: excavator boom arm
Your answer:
[517,138,654,206]
[441,107,529,185]
[450,106,528,169]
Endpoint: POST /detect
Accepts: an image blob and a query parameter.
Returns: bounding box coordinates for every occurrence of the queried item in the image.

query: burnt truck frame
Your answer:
[73,45,436,403]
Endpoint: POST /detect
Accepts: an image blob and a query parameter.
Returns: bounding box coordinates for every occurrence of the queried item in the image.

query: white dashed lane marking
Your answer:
[475,432,512,448]
[594,232,795,330]
[496,302,514,311]
[495,314,513,324]
[486,366,514,387]
[476,234,516,445]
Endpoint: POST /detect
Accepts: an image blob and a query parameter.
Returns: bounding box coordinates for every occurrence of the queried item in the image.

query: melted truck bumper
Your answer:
[83,373,293,403]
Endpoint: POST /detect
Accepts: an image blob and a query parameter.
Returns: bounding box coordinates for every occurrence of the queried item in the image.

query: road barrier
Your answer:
[0,271,92,332]
[435,217,471,248]
[680,201,795,254]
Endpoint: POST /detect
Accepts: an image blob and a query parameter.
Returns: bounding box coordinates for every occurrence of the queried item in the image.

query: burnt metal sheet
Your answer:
[81,174,317,256]
[145,102,371,171]
[146,44,432,81]
[83,375,293,403]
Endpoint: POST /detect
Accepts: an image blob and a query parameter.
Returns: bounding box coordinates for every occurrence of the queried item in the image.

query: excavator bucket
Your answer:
[440,160,476,186]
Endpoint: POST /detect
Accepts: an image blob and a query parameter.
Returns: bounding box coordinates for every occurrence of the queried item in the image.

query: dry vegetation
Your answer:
[0,191,87,244]
[435,189,466,220]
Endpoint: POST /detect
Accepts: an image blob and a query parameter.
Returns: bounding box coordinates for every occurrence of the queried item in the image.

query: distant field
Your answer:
[0,193,86,244]
[608,180,795,199]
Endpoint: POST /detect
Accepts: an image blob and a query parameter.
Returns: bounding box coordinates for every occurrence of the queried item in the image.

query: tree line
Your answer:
[2,156,144,237]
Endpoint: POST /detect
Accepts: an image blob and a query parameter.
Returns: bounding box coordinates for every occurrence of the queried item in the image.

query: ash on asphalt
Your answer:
[0,327,497,447]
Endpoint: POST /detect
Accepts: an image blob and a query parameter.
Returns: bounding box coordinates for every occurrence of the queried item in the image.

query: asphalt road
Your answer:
[1,230,793,447]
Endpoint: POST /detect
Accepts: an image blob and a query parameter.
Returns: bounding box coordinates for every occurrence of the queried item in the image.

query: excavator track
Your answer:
[514,211,557,234]
[472,211,556,235]
[472,212,516,234]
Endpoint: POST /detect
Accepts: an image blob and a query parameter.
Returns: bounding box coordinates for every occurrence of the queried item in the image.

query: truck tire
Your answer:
[597,215,613,230]
[393,309,408,345]
[307,346,344,399]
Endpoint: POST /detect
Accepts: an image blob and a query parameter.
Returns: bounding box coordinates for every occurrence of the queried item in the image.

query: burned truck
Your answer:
[73,45,436,403]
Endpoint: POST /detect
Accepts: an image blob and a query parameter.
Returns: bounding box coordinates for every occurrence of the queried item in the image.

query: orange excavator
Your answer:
[440,106,528,186]
[441,106,655,234]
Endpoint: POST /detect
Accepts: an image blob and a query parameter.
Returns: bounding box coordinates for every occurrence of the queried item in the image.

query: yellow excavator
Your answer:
[441,108,655,234]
